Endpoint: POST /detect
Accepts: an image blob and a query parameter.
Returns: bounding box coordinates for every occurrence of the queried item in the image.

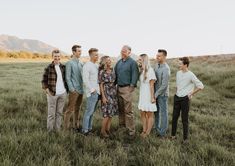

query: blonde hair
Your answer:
[139,54,150,81]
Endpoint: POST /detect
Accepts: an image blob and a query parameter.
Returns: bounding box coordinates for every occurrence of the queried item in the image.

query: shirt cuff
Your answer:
[69,87,75,92]
[197,85,204,89]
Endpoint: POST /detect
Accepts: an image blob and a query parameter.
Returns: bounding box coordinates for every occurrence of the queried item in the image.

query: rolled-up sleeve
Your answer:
[191,73,204,89]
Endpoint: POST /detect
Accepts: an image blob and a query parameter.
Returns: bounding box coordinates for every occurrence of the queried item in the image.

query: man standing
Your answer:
[42,49,67,132]
[171,57,204,142]
[115,45,139,137]
[154,49,171,138]
[82,48,100,135]
[64,45,83,132]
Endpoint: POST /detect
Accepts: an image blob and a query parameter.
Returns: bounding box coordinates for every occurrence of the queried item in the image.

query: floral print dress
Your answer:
[98,69,118,118]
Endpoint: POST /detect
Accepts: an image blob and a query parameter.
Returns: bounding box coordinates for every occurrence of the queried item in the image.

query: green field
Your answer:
[0,56,234,166]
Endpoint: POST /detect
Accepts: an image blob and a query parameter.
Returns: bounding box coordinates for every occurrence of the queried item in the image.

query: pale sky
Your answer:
[0,0,234,58]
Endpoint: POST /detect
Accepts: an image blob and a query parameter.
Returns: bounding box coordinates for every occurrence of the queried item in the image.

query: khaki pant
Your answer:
[117,86,135,135]
[64,91,83,130]
[47,92,67,132]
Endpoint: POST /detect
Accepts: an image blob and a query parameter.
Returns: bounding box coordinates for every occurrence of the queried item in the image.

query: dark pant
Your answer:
[171,95,190,140]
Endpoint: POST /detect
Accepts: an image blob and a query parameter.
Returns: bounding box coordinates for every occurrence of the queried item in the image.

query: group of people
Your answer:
[41,45,204,142]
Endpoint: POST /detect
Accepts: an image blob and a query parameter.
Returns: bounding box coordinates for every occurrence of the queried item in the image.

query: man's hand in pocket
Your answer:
[45,88,52,96]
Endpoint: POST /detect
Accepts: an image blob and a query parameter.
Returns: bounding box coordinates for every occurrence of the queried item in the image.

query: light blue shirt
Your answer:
[65,57,84,94]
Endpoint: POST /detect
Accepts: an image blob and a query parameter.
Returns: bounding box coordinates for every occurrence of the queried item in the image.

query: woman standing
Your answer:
[98,56,118,138]
[137,54,157,138]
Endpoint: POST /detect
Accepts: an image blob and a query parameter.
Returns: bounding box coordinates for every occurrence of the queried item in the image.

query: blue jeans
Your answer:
[154,96,168,136]
[82,92,99,133]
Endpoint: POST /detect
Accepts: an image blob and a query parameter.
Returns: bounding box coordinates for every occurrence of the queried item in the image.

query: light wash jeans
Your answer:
[82,92,99,133]
[154,96,168,136]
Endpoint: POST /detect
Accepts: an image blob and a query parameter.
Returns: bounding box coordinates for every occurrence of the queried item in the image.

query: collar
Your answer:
[158,63,166,68]
[72,57,80,62]
[122,56,130,62]
[50,61,62,67]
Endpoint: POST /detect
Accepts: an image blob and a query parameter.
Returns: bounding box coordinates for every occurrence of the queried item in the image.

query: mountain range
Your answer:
[0,34,63,54]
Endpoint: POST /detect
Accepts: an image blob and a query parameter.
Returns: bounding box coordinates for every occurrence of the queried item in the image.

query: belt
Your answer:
[175,94,188,99]
[118,84,130,87]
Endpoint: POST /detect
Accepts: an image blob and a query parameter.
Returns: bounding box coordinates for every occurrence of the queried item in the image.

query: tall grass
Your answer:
[0,57,234,166]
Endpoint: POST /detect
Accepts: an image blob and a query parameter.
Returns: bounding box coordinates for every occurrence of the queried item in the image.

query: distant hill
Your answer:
[0,34,65,54]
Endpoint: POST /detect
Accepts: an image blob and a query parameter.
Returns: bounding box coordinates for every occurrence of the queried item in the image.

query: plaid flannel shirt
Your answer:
[41,61,68,96]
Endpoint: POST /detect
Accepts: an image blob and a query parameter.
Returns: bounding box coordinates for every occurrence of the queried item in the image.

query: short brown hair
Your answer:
[52,49,60,56]
[179,57,190,67]
[158,49,167,56]
[72,45,81,52]
[88,48,98,55]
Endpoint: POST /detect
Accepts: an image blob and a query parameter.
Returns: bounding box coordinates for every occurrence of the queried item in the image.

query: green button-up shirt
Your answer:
[65,57,84,94]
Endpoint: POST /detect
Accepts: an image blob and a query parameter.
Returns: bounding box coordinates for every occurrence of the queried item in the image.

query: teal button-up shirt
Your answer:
[65,57,84,94]
[115,56,139,87]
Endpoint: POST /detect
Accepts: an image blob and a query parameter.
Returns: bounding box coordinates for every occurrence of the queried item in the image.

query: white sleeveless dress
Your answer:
[138,67,157,112]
